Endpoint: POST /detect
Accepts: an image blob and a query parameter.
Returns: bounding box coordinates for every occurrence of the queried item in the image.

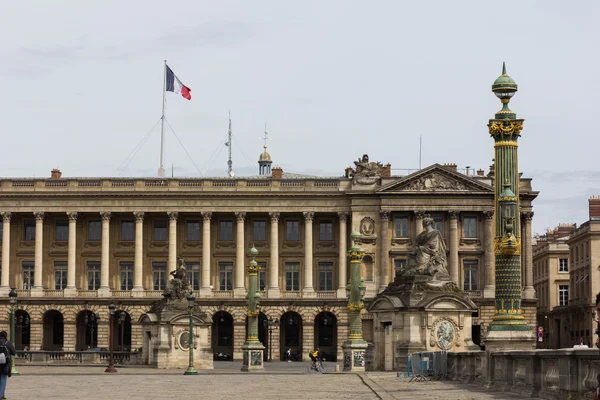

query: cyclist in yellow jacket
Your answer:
[309,348,321,369]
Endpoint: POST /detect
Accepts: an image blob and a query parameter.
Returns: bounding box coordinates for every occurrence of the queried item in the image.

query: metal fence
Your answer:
[407,351,447,382]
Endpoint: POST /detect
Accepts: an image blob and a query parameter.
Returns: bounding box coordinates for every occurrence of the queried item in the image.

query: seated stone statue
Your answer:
[402,215,450,280]
[163,256,192,300]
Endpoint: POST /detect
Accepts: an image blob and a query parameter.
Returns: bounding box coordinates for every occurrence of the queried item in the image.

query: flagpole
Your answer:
[158,60,167,178]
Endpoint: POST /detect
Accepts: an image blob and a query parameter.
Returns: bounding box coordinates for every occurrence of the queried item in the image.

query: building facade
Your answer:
[0,155,538,368]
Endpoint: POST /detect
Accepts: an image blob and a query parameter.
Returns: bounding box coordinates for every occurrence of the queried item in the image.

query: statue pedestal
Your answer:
[342,341,368,372]
[241,342,265,372]
[484,329,536,352]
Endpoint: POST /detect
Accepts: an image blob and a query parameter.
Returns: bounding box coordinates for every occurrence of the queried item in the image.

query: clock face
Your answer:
[179,331,190,350]
[436,321,455,350]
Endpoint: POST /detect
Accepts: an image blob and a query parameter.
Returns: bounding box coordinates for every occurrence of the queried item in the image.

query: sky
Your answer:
[1,0,599,234]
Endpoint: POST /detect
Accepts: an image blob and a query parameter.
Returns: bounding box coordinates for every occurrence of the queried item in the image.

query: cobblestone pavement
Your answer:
[3,365,539,400]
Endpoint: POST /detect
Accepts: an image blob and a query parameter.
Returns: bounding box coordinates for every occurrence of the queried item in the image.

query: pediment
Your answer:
[367,295,404,312]
[377,164,493,194]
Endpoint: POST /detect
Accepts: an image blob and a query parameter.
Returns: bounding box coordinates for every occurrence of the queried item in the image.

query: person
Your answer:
[309,348,321,370]
[0,330,16,400]
[286,348,292,363]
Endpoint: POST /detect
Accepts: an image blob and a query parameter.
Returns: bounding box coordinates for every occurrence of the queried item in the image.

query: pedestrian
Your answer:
[0,330,16,400]
[286,348,292,362]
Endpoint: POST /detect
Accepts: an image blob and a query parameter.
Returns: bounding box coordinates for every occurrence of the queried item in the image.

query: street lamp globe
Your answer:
[108,303,116,315]
[187,293,196,308]
[8,288,17,305]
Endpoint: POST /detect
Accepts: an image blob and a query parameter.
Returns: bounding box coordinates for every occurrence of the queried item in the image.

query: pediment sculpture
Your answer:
[401,172,468,191]
[350,154,384,185]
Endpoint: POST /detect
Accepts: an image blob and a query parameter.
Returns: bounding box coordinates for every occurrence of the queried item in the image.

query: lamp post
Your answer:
[262,317,279,362]
[184,292,199,375]
[83,312,100,349]
[241,245,265,372]
[8,288,19,376]
[342,231,368,372]
[105,304,117,373]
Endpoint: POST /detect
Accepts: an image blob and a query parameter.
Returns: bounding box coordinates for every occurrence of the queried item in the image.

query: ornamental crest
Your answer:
[360,217,375,236]
[429,317,461,350]
[350,154,383,185]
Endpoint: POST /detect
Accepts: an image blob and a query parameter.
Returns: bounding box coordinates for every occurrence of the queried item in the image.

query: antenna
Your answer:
[225,110,234,178]
[259,123,270,150]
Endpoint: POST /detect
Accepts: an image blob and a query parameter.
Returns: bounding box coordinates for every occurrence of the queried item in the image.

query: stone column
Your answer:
[268,212,280,298]
[167,212,178,274]
[0,213,11,294]
[65,212,78,296]
[337,212,349,298]
[234,212,246,296]
[132,212,144,296]
[414,211,425,237]
[32,212,44,295]
[303,212,315,296]
[521,211,536,299]
[200,212,212,297]
[99,212,111,297]
[379,211,390,292]
[483,210,495,298]
[448,211,460,287]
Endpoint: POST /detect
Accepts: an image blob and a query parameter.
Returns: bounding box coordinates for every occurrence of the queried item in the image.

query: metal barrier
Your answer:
[407,351,447,382]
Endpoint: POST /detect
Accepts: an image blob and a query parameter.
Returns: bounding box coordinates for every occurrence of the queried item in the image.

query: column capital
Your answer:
[303,212,314,222]
[521,211,534,221]
[167,212,178,221]
[201,212,212,221]
[34,211,45,221]
[483,210,494,220]
[414,211,425,219]
[269,212,280,222]
[133,212,145,222]
[100,212,111,221]
[379,210,390,220]
[447,210,460,220]
[235,212,246,222]
[337,211,349,222]
[1,212,11,222]
[67,212,78,221]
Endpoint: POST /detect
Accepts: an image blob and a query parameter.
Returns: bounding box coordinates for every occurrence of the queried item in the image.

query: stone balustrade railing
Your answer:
[447,349,600,399]
[15,350,141,365]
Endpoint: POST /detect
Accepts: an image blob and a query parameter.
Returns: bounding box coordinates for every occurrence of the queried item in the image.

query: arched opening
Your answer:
[245,312,268,361]
[42,310,64,350]
[212,311,234,361]
[280,311,302,361]
[76,310,100,351]
[362,255,374,282]
[113,311,132,351]
[14,310,30,350]
[314,312,337,361]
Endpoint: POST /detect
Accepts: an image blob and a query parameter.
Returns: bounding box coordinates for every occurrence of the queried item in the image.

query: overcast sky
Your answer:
[1,0,599,234]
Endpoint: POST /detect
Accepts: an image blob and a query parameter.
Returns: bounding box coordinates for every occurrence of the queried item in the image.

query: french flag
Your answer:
[166,65,191,100]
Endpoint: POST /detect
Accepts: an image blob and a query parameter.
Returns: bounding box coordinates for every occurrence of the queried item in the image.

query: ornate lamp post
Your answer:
[8,288,19,376]
[105,304,117,373]
[83,312,100,349]
[241,245,265,372]
[184,292,199,375]
[262,317,279,362]
[485,63,535,350]
[342,231,368,372]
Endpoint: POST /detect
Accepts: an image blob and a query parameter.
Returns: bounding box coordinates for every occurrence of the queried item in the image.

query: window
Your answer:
[285,262,300,291]
[54,261,67,290]
[152,262,167,290]
[153,220,167,241]
[258,262,267,291]
[559,258,568,273]
[253,221,266,241]
[121,221,134,241]
[87,220,101,241]
[559,285,569,306]
[120,262,133,290]
[463,260,478,291]
[22,261,34,289]
[286,221,299,241]
[319,222,333,241]
[187,262,200,290]
[87,261,100,290]
[318,262,333,291]
[186,221,200,241]
[24,221,35,241]
[394,259,407,279]
[56,221,68,241]
[463,217,477,238]
[218,262,233,290]
[219,221,233,241]
[433,216,443,233]
[394,217,409,238]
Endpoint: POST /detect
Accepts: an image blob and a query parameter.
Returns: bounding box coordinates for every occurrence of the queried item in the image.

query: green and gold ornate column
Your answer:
[342,231,368,371]
[487,63,532,337]
[241,246,265,371]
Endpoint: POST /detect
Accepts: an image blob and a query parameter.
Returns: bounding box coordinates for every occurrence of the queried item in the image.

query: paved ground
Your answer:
[1,363,539,400]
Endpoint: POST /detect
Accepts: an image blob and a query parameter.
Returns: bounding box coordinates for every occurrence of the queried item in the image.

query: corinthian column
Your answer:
[303,212,315,296]
[234,212,246,296]
[483,210,495,298]
[99,212,111,296]
[521,211,536,299]
[65,212,78,296]
[32,212,45,295]
[337,212,349,298]
[0,213,11,293]
[132,212,144,296]
[448,211,459,287]
[379,211,390,292]
[268,212,280,298]
[168,212,178,274]
[200,212,212,297]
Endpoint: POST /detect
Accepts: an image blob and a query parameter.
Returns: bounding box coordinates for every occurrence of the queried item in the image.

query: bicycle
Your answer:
[307,358,327,374]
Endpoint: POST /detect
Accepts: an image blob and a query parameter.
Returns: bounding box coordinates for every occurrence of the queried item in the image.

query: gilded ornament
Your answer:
[348,302,363,311]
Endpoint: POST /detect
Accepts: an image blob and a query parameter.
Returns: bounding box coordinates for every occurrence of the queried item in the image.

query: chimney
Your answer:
[379,163,391,178]
[589,196,600,220]
[476,169,485,176]
[51,168,62,179]
[443,163,457,171]
[271,166,283,179]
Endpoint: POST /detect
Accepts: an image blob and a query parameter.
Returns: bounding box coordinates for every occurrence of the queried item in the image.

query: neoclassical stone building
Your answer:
[0,153,538,368]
